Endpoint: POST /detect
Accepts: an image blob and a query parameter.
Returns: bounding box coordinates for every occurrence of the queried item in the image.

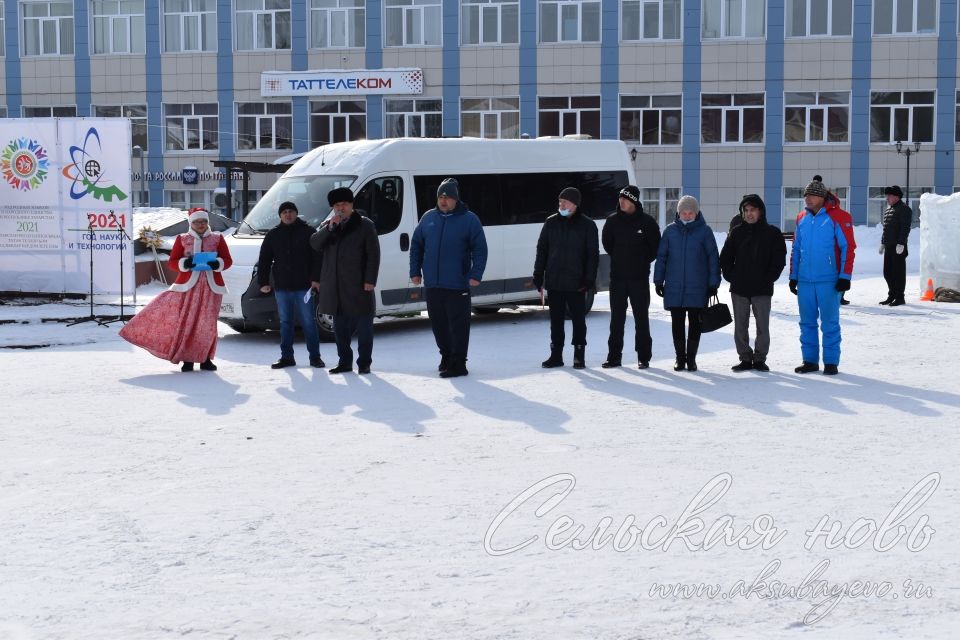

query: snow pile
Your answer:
[918,192,960,292]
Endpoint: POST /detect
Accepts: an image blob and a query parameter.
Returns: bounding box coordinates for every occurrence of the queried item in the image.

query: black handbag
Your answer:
[700,295,732,333]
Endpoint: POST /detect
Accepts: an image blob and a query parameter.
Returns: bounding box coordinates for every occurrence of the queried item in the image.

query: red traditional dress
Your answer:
[120,228,233,364]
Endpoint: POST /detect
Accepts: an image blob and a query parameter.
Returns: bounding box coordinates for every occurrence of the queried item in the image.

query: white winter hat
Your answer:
[188,207,210,223]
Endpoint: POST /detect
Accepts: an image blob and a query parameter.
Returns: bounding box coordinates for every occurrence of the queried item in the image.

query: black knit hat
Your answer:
[558,187,581,207]
[803,175,828,198]
[619,185,640,204]
[327,187,354,206]
[278,201,298,215]
[739,193,765,213]
[437,178,460,200]
[884,185,904,198]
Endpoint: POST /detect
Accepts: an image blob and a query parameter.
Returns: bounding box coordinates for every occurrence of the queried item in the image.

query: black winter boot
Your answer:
[181,362,194,372]
[438,354,450,372]
[572,345,586,369]
[795,361,819,374]
[541,345,564,368]
[601,354,622,368]
[674,355,686,371]
[440,360,468,378]
[199,359,217,371]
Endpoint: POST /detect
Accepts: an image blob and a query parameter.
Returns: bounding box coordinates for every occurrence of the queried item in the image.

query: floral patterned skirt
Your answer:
[119,284,222,364]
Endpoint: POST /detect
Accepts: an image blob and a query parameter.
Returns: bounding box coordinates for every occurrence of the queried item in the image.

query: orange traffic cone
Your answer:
[920,278,935,301]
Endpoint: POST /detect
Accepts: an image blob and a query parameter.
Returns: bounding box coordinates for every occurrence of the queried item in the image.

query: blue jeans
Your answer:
[275,289,320,361]
[333,314,374,368]
[798,280,841,366]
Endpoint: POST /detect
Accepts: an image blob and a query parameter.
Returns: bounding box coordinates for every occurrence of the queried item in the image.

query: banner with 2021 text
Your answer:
[0,118,133,295]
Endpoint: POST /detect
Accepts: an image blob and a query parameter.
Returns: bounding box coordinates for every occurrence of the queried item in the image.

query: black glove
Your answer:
[835,278,851,292]
[655,283,664,297]
[207,260,219,269]
[532,277,543,292]
[707,286,718,298]
[789,279,798,295]
[184,256,195,270]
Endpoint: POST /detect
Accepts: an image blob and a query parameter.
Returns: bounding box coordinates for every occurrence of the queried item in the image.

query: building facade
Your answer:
[2,0,956,228]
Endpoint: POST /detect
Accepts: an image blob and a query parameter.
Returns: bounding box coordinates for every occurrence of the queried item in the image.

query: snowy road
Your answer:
[2,241,960,639]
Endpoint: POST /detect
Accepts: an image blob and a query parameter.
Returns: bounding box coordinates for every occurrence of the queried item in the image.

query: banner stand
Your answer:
[101,214,134,325]
[67,219,106,327]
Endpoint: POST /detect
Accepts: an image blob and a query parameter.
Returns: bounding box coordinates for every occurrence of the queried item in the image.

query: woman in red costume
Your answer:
[120,208,233,371]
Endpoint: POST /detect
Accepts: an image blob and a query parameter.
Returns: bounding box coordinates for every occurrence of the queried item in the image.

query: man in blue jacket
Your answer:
[789,176,853,375]
[410,178,488,378]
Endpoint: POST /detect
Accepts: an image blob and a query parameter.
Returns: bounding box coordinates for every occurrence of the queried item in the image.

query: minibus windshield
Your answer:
[237,175,356,234]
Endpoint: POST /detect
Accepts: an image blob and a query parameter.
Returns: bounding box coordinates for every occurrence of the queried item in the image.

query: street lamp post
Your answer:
[132,145,146,207]
[895,140,921,208]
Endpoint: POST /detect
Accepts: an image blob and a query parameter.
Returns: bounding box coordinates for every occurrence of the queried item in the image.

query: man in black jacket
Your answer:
[719,194,787,372]
[601,185,661,369]
[533,187,599,369]
[310,187,381,374]
[879,185,912,306]
[257,201,324,369]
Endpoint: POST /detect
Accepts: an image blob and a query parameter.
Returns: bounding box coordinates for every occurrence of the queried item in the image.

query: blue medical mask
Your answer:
[559,208,572,217]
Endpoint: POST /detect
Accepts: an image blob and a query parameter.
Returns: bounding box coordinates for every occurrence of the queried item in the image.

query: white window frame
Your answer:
[873,0,937,36]
[701,93,765,144]
[537,96,601,138]
[621,0,682,41]
[461,0,519,45]
[783,91,850,144]
[21,0,74,56]
[384,0,441,47]
[236,102,293,152]
[166,189,213,210]
[782,186,848,232]
[701,0,766,39]
[309,0,365,48]
[23,105,76,117]
[92,104,149,150]
[384,98,443,137]
[460,97,520,138]
[235,0,291,51]
[162,0,216,53]
[619,94,683,145]
[785,0,852,38]
[539,0,601,43]
[91,0,145,55]
[164,103,219,152]
[309,99,367,147]
[869,91,935,144]
[867,186,928,226]
[640,187,681,228]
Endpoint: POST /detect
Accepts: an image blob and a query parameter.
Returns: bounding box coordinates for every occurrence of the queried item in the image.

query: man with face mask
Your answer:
[720,194,787,372]
[533,187,600,369]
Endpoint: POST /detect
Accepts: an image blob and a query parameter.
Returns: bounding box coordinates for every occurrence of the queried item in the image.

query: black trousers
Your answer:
[548,289,587,346]
[333,314,374,368]
[883,246,908,299]
[608,279,652,361]
[425,287,472,362]
[670,307,702,359]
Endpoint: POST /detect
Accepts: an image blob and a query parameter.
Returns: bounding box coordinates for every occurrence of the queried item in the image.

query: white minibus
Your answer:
[219,137,635,338]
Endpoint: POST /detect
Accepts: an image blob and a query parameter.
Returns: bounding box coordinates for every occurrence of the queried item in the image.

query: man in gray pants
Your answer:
[719,194,787,371]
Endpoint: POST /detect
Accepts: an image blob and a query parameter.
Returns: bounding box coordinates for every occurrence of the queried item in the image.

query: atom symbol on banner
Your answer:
[61,127,127,202]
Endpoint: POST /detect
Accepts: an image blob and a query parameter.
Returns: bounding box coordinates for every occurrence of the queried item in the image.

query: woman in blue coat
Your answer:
[653,195,721,371]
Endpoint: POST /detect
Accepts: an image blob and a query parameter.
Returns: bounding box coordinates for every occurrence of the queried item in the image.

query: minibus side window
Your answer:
[354,177,404,235]
[413,175,504,226]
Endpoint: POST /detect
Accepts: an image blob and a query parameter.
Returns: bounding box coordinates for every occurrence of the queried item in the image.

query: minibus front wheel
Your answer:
[314,308,336,342]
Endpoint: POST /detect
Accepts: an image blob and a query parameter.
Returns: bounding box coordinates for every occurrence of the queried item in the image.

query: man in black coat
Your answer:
[533,187,599,369]
[601,185,661,369]
[310,187,381,374]
[879,185,912,306]
[719,194,787,372]
[257,201,324,369]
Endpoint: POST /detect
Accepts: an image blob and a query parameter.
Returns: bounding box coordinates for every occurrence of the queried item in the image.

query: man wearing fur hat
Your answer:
[601,185,661,369]
[310,188,381,374]
[720,194,787,372]
[410,178,488,378]
[789,175,855,375]
[257,201,324,369]
[879,185,912,306]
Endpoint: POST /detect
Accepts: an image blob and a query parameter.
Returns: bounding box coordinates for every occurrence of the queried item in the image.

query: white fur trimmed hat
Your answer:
[188,207,210,223]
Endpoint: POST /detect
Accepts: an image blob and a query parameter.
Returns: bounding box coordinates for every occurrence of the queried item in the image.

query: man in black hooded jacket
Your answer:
[719,194,786,372]
[600,185,661,368]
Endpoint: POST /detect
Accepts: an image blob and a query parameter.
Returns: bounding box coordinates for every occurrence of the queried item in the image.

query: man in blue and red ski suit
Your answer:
[789,175,856,375]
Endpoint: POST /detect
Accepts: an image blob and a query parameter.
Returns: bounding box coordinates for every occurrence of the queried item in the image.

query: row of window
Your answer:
[16,90,948,153]
[147,185,926,234]
[0,0,944,56]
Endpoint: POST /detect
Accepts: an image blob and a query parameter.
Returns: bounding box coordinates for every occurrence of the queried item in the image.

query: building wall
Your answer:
[0,0,954,226]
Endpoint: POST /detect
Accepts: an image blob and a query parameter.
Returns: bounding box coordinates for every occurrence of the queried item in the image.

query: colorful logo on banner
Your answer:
[61,127,128,202]
[1,138,50,190]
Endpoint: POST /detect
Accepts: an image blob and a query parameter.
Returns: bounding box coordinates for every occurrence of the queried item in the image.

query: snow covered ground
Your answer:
[2,228,960,639]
